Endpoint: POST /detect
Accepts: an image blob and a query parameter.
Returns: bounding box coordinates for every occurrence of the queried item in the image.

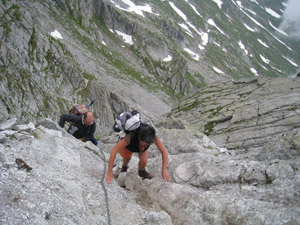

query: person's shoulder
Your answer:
[61,113,80,117]
[65,114,81,121]
[71,114,81,119]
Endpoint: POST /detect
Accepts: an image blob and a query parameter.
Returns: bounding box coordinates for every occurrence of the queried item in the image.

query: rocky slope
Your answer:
[167,77,300,160]
[1,99,300,224]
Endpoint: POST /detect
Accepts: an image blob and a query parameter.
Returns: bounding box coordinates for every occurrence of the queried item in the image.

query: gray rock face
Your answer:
[168,77,300,160]
[0,118,18,131]
[104,125,300,225]
[1,118,300,224]
[0,119,148,225]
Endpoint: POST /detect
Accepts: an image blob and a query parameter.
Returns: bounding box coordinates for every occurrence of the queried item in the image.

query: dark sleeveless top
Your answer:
[125,123,150,153]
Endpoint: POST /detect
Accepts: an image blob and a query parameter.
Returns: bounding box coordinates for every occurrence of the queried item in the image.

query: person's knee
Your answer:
[139,150,148,160]
[119,148,133,160]
[123,156,132,161]
[138,157,148,165]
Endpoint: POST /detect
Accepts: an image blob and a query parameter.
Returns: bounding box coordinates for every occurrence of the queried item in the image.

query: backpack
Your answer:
[67,100,95,135]
[69,100,95,115]
[113,110,141,133]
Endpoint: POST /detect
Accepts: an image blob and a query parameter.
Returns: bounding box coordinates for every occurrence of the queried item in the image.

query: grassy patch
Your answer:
[65,1,83,27]
[204,122,215,136]
[31,132,39,138]
[19,68,31,80]
[56,97,69,113]
[90,15,116,39]
[82,72,96,81]
[28,28,37,58]
[177,100,199,112]
[265,173,275,185]
[78,81,91,100]
[265,177,274,185]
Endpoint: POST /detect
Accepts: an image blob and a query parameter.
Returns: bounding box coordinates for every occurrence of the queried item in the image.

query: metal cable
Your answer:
[99,147,112,225]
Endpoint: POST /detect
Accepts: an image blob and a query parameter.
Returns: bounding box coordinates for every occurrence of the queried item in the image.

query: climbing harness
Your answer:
[99,147,111,225]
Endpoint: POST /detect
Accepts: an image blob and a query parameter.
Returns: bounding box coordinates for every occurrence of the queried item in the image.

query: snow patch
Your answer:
[270,65,283,73]
[169,2,187,21]
[111,0,156,17]
[115,30,133,45]
[163,55,172,62]
[200,32,209,46]
[184,48,200,61]
[269,32,292,51]
[198,44,205,50]
[213,66,225,74]
[260,54,270,64]
[265,8,281,19]
[245,8,256,15]
[179,23,193,37]
[243,23,256,32]
[257,39,269,48]
[269,21,288,36]
[238,40,248,55]
[50,30,63,39]
[212,0,223,9]
[250,0,259,4]
[207,19,226,36]
[189,2,202,17]
[250,68,259,76]
[282,56,298,67]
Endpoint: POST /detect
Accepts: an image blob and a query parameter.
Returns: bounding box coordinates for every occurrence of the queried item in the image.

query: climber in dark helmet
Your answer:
[106,123,170,183]
[59,111,98,145]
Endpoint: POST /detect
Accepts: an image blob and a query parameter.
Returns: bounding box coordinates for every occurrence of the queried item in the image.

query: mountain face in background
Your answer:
[0,0,299,135]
